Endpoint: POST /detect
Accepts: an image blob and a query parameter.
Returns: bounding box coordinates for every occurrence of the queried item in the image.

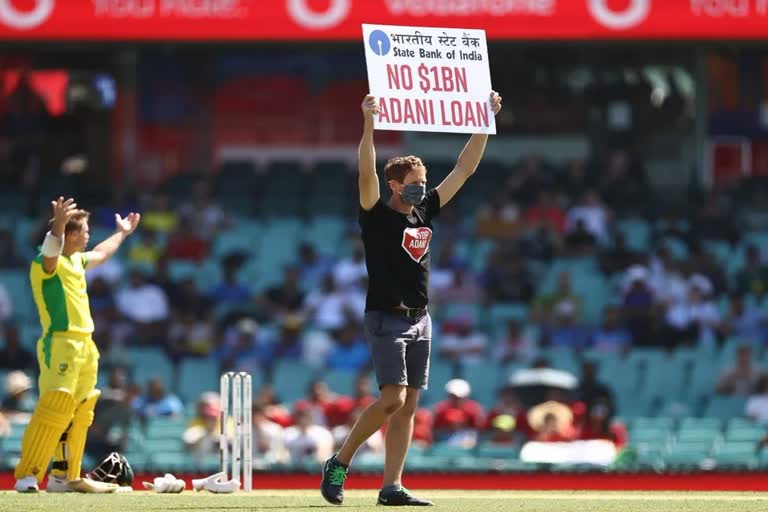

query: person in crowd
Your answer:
[577,361,616,417]
[483,247,535,303]
[165,218,208,263]
[294,380,338,428]
[333,243,367,291]
[599,233,639,276]
[541,302,590,350]
[258,314,306,370]
[263,265,305,315]
[328,373,377,427]
[254,384,292,428]
[215,318,262,375]
[0,228,25,269]
[716,345,764,397]
[297,243,333,291]
[722,294,764,343]
[564,218,598,254]
[167,309,216,360]
[127,229,163,267]
[332,407,384,456]
[475,192,521,240]
[438,267,485,304]
[620,265,656,347]
[524,190,566,236]
[745,375,768,425]
[0,282,11,321]
[177,181,229,238]
[0,323,35,371]
[734,244,768,300]
[527,401,577,442]
[432,379,485,443]
[494,319,538,364]
[739,188,768,232]
[141,194,178,234]
[663,274,721,347]
[577,398,627,449]
[559,157,590,200]
[252,403,287,465]
[565,189,610,245]
[208,252,251,308]
[132,378,183,421]
[115,268,169,345]
[534,271,582,326]
[590,306,633,353]
[598,149,645,213]
[439,315,488,364]
[284,409,334,466]
[304,273,355,331]
[326,325,371,372]
[648,247,687,306]
[1,371,36,422]
[486,386,524,444]
[182,392,221,459]
[86,368,134,459]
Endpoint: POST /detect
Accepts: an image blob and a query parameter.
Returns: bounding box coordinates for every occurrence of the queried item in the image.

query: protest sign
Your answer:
[363,24,495,135]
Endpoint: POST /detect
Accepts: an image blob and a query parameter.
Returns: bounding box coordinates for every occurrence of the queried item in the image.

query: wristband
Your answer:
[41,231,64,257]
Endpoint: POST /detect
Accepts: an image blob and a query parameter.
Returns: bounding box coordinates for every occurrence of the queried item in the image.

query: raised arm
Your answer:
[436,91,502,208]
[42,197,78,274]
[85,213,141,269]
[359,94,380,211]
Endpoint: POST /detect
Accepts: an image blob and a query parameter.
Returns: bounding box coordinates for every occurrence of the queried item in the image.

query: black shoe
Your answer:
[377,487,434,506]
[321,454,348,505]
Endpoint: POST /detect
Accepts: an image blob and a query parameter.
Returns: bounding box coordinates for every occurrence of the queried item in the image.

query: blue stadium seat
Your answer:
[423,360,457,405]
[703,397,747,419]
[271,360,317,404]
[0,270,35,323]
[322,368,358,397]
[725,419,766,442]
[713,441,759,469]
[177,357,221,405]
[460,363,501,406]
[615,218,651,251]
[127,347,174,389]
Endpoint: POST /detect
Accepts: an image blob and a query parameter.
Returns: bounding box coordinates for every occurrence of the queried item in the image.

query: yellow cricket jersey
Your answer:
[30,252,94,364]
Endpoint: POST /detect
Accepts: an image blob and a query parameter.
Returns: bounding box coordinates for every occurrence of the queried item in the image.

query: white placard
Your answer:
[363,24,495,135]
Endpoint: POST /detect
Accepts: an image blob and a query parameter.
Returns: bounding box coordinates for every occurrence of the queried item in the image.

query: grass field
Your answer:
[0,490,767,512]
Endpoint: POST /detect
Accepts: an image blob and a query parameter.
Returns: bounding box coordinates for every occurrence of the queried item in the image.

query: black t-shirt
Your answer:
[359,189,441,311]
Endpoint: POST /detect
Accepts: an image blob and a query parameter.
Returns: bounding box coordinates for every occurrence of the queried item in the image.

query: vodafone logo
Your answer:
[0,0,54,30]
[287,0,350,30]
[587,0,650,30]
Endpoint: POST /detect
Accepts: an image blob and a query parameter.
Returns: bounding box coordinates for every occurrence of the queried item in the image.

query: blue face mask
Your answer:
[401,184,426,206]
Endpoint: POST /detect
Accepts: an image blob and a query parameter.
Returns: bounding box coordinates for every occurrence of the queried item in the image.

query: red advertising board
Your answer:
[0,1,766,41]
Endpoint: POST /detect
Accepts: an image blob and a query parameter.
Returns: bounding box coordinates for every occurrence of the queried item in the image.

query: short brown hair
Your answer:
[384,155,426,183]
[50,210,90,235]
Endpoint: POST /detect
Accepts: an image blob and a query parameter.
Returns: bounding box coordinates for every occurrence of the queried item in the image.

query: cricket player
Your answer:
[15,197,140,493]
[321,92,502,506]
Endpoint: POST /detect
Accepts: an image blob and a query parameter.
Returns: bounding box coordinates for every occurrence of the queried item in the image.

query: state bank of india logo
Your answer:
[286,0,350,30]
[0,0,54,30]
[587,0,650,30]
[368,30,391,57]
[401,227,433,263]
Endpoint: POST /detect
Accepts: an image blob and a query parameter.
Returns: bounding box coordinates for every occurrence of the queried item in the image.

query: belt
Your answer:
[391,307,427,319]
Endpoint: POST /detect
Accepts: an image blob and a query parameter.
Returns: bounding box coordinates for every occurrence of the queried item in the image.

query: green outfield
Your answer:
[0,490,766,512]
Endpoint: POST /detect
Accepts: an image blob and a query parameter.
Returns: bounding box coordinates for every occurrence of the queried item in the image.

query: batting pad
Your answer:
[65,389,101,480]
[14,389,76,482]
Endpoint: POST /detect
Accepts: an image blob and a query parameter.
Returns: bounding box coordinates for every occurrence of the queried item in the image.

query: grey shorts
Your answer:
[363,311,432,390]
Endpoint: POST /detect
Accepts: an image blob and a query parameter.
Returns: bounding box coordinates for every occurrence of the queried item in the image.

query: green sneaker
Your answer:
[377,486,434,506]
[321,454,348,505]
